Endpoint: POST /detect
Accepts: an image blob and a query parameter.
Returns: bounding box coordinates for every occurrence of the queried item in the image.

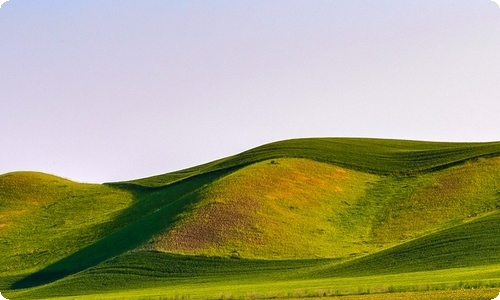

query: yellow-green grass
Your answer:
[147,156,500,260]
[8,251,500,299]
[0,172,133,278]
[151,158,379,258]
[345,156,500,245]
[11,219,500,298]
[313,210,500,278]
[3,168,233,290]
[293,289,500,300]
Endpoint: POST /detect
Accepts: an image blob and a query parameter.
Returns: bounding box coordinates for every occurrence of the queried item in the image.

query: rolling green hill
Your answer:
[0,172,134,277]
[124,138,500,187]
[2,138,500,299]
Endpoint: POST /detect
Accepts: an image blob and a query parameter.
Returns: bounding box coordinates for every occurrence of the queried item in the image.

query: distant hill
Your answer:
[2,138,500,299]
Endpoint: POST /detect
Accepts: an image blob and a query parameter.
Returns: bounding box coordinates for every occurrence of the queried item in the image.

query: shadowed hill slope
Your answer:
[3,169,234,289]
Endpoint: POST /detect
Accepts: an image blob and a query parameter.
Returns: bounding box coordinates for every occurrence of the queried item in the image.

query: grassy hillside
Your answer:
[124,138,500,187]
[0,172,133,278]
[146,156,500,260]
[151,158,379,258]
[314,211,500,278]
[3,138,500,299]
[12,211,500,299]
[2,168,234,290]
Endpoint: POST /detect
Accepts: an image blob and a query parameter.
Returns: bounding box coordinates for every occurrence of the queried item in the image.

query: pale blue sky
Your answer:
[1,1,500,183]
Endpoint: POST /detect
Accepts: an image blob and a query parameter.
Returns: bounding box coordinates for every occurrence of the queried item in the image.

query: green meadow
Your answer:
[2,138,500,299]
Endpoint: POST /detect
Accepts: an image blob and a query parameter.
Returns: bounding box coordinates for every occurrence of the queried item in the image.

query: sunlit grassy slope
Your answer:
[148,156,500,259]
[151,158,379,258]
[314,211,500,278]
[3,138,500,299]
[0,172,133,277]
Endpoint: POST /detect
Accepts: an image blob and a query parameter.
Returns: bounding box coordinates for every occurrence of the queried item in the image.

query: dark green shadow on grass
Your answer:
[12,167,237,289]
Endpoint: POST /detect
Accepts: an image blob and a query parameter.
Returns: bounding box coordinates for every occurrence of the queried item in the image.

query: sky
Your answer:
[1,1,500,183]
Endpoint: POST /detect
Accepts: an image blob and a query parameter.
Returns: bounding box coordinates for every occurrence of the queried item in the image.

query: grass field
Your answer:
[2,138,500,299]
[7,259,500,299]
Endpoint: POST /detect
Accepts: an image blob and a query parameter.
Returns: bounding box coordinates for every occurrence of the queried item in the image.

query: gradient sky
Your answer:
[1,1,500,183]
